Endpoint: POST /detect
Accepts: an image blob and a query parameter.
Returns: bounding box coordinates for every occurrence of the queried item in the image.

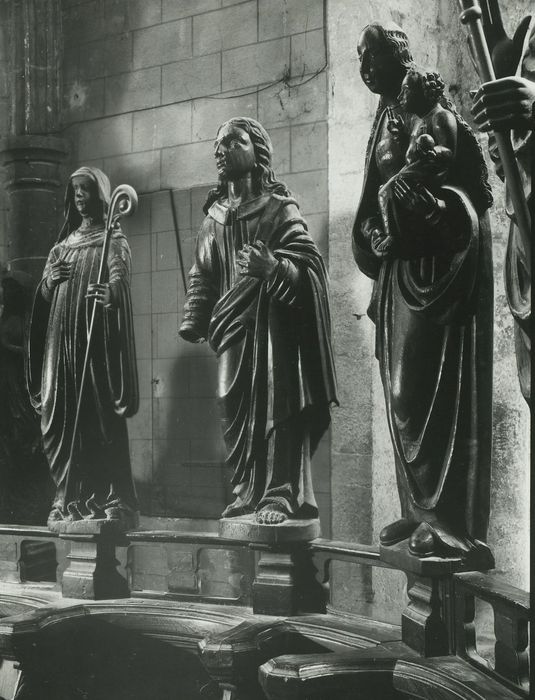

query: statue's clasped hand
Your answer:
[237,241,278,281]
[49,259,72,287]
[86,283,112,307]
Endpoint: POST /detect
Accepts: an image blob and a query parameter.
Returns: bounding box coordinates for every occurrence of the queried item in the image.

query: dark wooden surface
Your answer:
[394,656,524,699]
[455,571,530,611]
[454,571,530,696]
[0,599,260,700]
[201,610,402,699]
[260,646,526,699]
[0,527,527,699]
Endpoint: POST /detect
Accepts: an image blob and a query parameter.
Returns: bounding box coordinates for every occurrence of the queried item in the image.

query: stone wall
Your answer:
[59,0,332,528]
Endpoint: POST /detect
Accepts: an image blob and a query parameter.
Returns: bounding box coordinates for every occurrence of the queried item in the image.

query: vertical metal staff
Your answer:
[458,0,531,272]
[64,184,138,512]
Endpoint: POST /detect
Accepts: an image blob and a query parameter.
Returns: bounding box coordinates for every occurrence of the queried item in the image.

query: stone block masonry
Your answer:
[193,2,258,56]
[133,19,192,70]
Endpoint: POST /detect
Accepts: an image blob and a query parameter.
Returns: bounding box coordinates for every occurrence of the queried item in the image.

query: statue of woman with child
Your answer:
[353,21,494,564]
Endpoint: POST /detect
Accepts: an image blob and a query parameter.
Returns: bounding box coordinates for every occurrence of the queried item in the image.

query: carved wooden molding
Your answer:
[454,571,529,696]
[393,656,523,700]
[260,649,524,700]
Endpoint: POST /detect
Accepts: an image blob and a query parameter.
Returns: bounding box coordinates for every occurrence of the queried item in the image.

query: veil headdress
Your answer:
[56,166,111,243]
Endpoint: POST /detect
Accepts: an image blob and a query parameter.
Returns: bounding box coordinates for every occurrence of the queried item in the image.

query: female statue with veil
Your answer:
[27,167,139,529]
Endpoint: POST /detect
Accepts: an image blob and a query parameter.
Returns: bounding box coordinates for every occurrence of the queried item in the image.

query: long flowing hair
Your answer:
[363,22,414,69]
[361,22,414,167]
[203,117,291,214]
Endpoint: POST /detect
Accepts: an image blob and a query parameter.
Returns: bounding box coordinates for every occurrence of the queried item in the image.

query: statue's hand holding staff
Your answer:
[86,282,111,307]
[472,76,535,132]
[237,241,278,281]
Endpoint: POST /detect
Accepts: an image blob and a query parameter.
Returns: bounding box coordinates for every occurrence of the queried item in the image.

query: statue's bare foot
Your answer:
[47,506,64,525]
[222,498,253,518]
[255,503,289,525]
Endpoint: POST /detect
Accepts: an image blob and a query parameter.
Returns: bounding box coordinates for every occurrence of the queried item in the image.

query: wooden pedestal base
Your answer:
[220,515,323,617]
[380,539,492,657]
[60,521,129,600]
[251,543,324,616]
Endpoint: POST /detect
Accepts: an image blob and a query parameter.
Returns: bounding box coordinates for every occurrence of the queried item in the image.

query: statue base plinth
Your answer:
[380,541,464,576]
[219,516,323,617]
[49,514,137,537]
[58,518,133,601]
[380,539,493,657]
[219,515,320,543]
[380,536,494,575]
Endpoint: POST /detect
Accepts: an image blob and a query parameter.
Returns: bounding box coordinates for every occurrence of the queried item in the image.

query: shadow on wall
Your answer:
[123,177,334,526]
[150,347,233,520]
[125,184,232,521]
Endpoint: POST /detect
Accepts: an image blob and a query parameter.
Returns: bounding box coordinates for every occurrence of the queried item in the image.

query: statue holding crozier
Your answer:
[27,167,139,531]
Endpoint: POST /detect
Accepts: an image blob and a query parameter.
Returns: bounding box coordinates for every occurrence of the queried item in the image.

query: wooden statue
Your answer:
[27,167,139,529]
[180,117,337,525]
[353,22,494,562]
[376,68,456,257]
[468,1,534,406]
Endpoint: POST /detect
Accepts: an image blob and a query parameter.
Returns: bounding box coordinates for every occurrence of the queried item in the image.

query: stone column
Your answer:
[1,135,67,280]
[0,0,68,527]
[1,0,68,282]
[11,0,62,136]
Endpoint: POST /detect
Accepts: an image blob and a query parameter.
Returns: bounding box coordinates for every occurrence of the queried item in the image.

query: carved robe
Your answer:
[353,105,493,546]
[180,193,337,516]
[27,168,139,513]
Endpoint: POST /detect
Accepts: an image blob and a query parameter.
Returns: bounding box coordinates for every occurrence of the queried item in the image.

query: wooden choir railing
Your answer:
[0,524,528,699]
[454,571,529,697]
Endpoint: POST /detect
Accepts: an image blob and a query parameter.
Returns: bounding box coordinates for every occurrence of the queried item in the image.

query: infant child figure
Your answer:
[372,68,457,258]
